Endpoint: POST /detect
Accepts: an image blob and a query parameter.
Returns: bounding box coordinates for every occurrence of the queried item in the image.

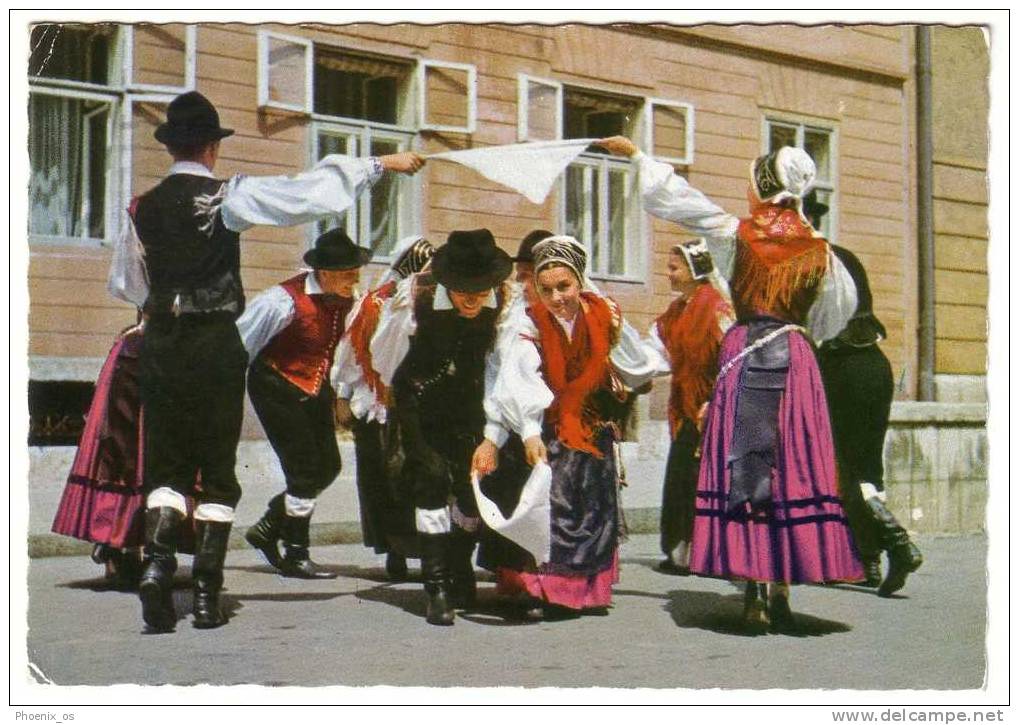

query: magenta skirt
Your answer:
[51,331,146,549]
[496,551,619,610]
[689,325,864,584]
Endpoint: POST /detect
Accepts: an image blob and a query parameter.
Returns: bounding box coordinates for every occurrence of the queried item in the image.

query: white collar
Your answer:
[433,284,497,311]
[168,161,215,179]
[304,271,324,295]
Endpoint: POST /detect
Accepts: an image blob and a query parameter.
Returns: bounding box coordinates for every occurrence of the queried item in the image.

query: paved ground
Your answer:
[22,533,985,690]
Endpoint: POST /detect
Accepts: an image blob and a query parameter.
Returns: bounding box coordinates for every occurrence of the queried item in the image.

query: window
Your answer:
[764,118,837,239]
[312,48,417,258]
[561,86,643,279]
[28,23,120,246]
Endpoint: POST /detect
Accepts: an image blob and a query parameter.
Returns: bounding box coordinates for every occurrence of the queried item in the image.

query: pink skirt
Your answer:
[496,550,620,610]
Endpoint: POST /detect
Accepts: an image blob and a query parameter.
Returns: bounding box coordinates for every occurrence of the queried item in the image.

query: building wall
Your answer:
[28,23,919,406]
[930,26,989,395]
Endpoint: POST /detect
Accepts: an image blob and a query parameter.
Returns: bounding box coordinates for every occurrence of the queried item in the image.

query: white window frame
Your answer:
[257,29,314,113]
[119,92,177,214]
[417,58,477,134]
[310,119,419,260]
[762,115,838,241]
[122,24,196,94]
[643,97,695,166]
[28,22,128,248]
[516,73,563,142]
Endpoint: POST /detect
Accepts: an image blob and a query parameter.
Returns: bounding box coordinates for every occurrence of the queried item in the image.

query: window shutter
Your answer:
[123,24,197,94]
[418,59,477,134]
[644,98,694,166]
[257,30,313,113]
[517,74,562,142]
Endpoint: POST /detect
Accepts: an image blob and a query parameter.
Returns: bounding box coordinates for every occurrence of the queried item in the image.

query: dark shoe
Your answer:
[861,559,883,588]
[742,581,770,633]
[768,585,795,632]
[192,520,232,629]
[245,494,285,568]
[879,542,923,598]
[385,553,409,582]
[113,549,145,591]
[419,532,454,626]
[278,514,337,580]
[864,496,923,597]
[138,507,183,633]
[657,559,689,576]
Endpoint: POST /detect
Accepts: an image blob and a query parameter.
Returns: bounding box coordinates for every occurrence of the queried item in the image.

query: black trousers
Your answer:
[352,417,416,554]
[139,313,247,508]
[818,344,895,561]
[411,430,480,519]
[247,361,341,501]
[659,419,700,556]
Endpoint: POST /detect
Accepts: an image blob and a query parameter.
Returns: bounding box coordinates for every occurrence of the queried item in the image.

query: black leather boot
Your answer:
[245,493,285,568]
[448,528,478,610]
[768,583,795,632]
[192,520,232,629]
[138,507,183,633]
[419,533,454,626]
[278,514,337,579]
[865,497,924,597]
[385,552,409,582]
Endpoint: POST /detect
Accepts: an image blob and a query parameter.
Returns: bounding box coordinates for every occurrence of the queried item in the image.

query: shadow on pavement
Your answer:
[661,589,853,638]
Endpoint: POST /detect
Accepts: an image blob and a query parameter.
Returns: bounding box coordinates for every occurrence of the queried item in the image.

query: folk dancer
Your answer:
[598,136,863,631]
[117,90,424,631]
[331,235,436,580]
[370,229,514,626]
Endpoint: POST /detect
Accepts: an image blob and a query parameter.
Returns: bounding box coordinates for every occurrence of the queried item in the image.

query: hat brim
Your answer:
[154,125,235,146]
[302,246,374,270]
[431,247,513,293]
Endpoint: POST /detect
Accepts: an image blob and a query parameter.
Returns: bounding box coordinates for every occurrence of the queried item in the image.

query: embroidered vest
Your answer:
[132,174,243,315]
[259,273,353,396]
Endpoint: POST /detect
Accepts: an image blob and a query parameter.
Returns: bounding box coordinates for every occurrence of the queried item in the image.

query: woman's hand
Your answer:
[471,439,500,478]
[334,398,355,428]
[523,435,548,466]
[380,152,426,175]
[594,136,639,158]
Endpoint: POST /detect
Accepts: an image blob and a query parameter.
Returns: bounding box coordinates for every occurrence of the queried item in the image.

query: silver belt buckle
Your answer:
[172,293,182,317]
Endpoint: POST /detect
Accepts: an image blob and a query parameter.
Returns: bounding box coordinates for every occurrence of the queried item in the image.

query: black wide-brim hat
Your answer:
[155,91,235,147]
[431,228,513,293]
[303,228,373,270]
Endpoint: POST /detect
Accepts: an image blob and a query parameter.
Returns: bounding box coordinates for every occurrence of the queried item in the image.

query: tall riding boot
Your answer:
[245,493,285,568]
[192,520,232,629]
[448,527,478,610]
[865,497,923,597]
[418,533,455,626]
[138,507,183,633]
[742,580,770,633]
[278,514,337,579]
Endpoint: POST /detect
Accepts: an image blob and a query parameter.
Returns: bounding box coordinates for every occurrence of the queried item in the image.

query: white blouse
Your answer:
[632,151,858,343]
[330,292,389,424]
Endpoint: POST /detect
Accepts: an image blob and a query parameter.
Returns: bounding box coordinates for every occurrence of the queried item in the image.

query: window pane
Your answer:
[369,138,401,256]
[811,187,833,239]
[314,49,409,123]
[563,87,640,154]
[651,104,688,161]
[607,168,629,276]
[565,164,598,268]
[804,129,831,181]
[421,63,471,130]
[266,35,310,110]
[29,24,114,84]
[525,80,558,141]
[316,133,352,236]
[29,93,108,241]
[768,123,797,152]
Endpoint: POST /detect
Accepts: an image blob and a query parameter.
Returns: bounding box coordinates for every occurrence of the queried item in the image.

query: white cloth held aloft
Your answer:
[472,464,552,565]
[430,139,596,205]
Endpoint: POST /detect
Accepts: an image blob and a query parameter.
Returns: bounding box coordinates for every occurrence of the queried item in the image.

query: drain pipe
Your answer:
[915,25,936,401]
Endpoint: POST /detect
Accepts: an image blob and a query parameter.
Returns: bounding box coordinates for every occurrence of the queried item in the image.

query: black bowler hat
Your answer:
[431,229,513,293]
[154,91,234,147]
[802,189,830,226]
[302,228,373,270]
[513,229,553,263]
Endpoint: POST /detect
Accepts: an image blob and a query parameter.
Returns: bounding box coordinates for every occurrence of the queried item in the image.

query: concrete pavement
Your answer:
[23,533,985,690]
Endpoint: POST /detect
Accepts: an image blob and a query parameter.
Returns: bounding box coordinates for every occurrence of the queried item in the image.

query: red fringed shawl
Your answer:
[656,284,733,437]
[733,191,828,324]
[347,280,397,406]
[528,292,617,456]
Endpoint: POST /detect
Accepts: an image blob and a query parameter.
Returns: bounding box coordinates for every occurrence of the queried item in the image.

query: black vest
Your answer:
[821,244,887,351]
[133,173,244,316]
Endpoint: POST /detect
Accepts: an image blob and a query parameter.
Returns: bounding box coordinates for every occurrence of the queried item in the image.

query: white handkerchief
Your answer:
[472,462,552,565]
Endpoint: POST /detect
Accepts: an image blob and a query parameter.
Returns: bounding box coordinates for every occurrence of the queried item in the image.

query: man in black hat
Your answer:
[369,228,513,625]
[512,229,553,307]
[805,193,924,597]
[237,229,373,579]
[124,90,424,632]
